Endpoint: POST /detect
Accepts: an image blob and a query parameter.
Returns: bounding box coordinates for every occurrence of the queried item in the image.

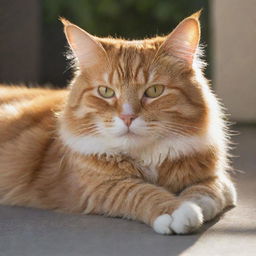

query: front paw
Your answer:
[153,202,203,235]
[191,196,220,222]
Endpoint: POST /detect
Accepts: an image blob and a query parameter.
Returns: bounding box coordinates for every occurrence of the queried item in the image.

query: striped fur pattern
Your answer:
[0,12,236,234]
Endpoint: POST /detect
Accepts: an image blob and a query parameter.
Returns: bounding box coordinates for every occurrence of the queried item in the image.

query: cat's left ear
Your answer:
[160,10,201,65]
[60,18,108,69]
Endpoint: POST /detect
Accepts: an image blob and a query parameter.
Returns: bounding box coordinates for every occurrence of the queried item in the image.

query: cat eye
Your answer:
[98,86,115,98]
[144,84,165,98]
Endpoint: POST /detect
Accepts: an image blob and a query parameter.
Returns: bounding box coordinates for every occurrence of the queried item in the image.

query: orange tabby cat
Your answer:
[0,12,236,235]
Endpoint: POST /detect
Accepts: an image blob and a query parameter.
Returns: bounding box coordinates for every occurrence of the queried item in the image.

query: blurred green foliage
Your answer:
[41,0,211,85]
[43,0,209,39]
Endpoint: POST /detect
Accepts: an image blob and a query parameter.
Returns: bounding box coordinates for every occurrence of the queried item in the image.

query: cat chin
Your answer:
[115,133,139,140]
[59,122,216,168]
[59,123,154,155]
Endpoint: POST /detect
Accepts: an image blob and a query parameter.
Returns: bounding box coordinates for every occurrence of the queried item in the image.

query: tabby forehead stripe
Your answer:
[117,62,125,81]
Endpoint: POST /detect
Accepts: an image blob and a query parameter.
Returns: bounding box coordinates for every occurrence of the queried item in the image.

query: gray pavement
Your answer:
[0,125,255,256]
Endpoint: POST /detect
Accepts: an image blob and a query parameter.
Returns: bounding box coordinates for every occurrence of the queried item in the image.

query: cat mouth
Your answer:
[126,130,137,136]
[117,129,137,137]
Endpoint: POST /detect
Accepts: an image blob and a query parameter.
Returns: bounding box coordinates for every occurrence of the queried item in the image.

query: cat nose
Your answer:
[119,114,137,127]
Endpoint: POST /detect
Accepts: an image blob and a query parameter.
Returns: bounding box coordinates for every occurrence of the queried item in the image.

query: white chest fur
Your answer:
[59,123,214,182]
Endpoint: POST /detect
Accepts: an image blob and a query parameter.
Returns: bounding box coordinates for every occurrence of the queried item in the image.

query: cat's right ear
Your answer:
[60,18,108,69]
[157,11,201,66]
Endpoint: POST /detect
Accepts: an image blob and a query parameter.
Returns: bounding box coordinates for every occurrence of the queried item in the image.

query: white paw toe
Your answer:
[170,202,203,234]
[153,214,173,235]
[153,202,203,235]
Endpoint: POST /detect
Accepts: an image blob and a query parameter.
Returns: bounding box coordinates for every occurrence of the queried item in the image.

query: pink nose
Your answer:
[119,114,137,127]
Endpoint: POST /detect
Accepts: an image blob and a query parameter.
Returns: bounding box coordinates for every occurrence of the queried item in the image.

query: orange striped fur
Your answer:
[0,12,236,234]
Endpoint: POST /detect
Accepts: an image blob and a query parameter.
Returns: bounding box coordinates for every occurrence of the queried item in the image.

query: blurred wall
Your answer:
[212,0,256,122]
[0,0,41,84]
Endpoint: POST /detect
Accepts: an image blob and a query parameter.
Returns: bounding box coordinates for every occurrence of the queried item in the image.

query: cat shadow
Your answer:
[165,206,235,256]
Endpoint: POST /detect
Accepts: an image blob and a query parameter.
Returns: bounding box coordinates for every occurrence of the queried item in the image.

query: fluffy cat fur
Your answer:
[0,12,236,235]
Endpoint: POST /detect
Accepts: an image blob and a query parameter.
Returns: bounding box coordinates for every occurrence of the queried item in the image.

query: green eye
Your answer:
[98,86,115,98]
[144,84,164,98]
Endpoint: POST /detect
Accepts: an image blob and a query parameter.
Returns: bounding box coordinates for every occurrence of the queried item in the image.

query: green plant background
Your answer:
[41,0,210,85]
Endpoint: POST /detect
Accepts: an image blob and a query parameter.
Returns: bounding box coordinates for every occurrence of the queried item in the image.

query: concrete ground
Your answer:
[0,125,255,256]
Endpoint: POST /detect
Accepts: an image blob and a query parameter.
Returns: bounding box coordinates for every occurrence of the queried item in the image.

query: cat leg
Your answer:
[80,178,203,235]
[178,174,237,222]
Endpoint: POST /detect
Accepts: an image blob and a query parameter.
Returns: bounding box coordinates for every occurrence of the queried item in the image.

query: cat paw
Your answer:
[170,202,203,234]
[153,202,203,235]
[153,214,173,235]
[191,196,220,222]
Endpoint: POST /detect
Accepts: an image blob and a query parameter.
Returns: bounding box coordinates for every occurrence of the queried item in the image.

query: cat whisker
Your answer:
[162,122,203,130]
[147,125,188,138]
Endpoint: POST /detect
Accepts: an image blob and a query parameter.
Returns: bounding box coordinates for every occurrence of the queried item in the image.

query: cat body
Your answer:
[0,12,236,234]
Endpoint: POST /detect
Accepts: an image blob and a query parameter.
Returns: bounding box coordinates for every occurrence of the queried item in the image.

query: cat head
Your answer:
[59,11,210,156]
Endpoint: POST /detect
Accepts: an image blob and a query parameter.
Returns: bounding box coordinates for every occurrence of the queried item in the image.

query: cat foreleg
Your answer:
[178,174,237,222]
[81,177,207,235]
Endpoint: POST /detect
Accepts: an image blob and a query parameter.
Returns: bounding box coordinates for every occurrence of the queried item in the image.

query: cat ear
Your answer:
[60,18,108,69]
[160,11,201,65]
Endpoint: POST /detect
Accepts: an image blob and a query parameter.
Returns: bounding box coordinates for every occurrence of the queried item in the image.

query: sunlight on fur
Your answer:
[0,11,236,235]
